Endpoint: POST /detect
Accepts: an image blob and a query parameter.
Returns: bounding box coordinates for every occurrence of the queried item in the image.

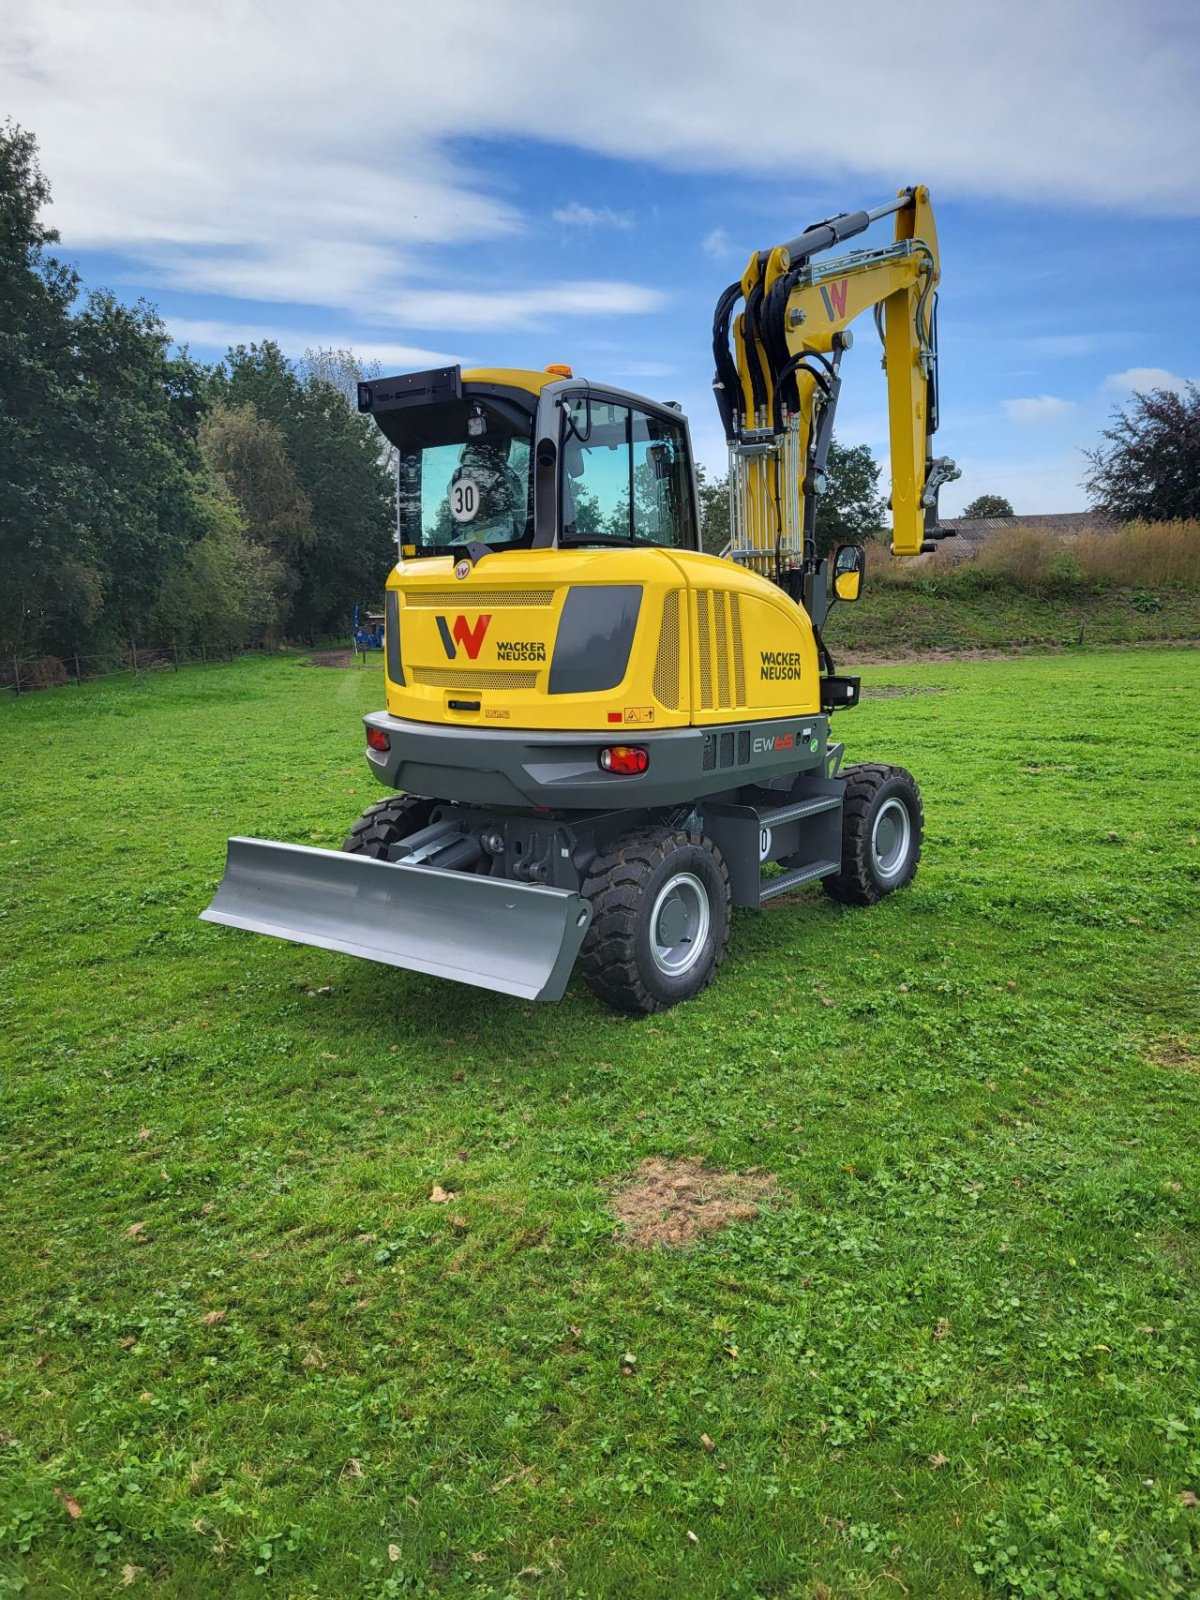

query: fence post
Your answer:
[130,639,138,677]
[12,658,20,696]
[173,642,179,671]
[73,655,82,685]
[201,641,207,665]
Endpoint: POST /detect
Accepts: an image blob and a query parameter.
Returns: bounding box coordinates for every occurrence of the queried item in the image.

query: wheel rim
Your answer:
[871,797,912,880]
[649,872,711,977]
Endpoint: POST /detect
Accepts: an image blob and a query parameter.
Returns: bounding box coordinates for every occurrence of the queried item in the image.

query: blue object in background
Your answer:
[352,605,385,653]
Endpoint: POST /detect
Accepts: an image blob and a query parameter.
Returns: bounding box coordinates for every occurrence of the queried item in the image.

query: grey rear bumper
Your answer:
[362,710,829,809]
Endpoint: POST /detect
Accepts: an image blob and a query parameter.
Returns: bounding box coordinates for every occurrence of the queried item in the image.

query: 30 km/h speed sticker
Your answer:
[449,478,480,523]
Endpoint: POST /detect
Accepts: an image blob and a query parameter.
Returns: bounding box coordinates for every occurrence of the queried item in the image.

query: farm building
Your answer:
[931,511,1117,563]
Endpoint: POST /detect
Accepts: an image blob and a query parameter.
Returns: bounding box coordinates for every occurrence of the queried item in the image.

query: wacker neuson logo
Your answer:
[759,650,803,681]
[436,613,491,660]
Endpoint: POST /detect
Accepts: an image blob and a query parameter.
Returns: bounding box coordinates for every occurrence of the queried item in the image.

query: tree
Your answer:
[1084,383,1200,523]
[149,488,273,650]
[962,493,1014,519]
[693,440,884,561]
[199,402,316,635]
[215,343,396,638]
[0,122,210,659]
[696,463,730,555]
[66,291,210,647]
[815,438,886,554]
[1,122,89,655]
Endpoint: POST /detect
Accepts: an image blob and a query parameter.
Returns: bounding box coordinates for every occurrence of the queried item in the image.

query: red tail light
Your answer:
[366,727,391,752]
[599,745,649,775]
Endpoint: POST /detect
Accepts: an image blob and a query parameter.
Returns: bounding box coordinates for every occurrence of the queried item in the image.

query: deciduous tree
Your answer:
[962,493,1014,518]
[1085,384,1200,523]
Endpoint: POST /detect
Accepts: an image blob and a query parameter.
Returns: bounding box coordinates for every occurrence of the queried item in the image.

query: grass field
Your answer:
[2,648,1199,1598]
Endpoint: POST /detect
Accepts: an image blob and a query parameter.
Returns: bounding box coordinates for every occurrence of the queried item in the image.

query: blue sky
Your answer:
[5,0,1198,515]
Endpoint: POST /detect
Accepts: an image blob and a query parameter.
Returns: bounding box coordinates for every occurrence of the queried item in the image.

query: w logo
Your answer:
[436,613,492,660]
[819,277,849,321]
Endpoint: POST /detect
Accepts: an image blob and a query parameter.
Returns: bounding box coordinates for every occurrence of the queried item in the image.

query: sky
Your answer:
[4,0,1198,515]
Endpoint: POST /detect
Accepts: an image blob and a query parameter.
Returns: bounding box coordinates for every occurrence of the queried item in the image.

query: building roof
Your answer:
[930,511,1116,561]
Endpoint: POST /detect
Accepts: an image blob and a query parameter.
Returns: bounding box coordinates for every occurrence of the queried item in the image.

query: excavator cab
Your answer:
[362,367,701,560]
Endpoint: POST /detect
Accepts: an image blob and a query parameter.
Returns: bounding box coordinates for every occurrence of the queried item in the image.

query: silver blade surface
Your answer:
[201,837,593,1002]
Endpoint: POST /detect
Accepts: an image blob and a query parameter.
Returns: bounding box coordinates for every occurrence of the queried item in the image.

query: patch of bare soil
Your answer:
[840,647,1022,667]
[1150,1036,1199,1073]
[862,683,948,698]
[305,649,358,668]
[609,1157,776,1249]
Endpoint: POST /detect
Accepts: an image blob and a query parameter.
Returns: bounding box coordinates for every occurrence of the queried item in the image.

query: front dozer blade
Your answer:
[200,837,593,1003]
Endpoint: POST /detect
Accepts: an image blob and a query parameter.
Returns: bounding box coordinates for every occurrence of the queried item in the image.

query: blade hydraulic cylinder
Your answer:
[200,837,594,1003]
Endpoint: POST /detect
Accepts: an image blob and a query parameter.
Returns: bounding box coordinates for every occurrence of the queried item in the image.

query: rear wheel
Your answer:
[579,828,731,1014]
[823,763,923,905]
[342,794,435,859]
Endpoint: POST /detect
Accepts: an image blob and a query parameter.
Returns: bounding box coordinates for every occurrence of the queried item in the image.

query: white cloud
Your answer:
[701,228,732,260]
[1001,395,1077,422]
[2,0,1196,331]
[1103,366,1193,397]
[552,202,632,229]
[381,281,667,332]
[168,318,461,371]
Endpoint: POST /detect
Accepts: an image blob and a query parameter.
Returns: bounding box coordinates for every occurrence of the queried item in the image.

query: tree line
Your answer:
[5,120,1196,674]
[1,125,394,666]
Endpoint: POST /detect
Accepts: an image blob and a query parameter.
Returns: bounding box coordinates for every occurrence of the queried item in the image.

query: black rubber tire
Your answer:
[342,794,436,859]
[823,763,923,905]
[579,828,732,1014]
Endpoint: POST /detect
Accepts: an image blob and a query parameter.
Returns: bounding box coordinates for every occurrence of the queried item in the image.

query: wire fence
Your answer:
[3,635,375,695]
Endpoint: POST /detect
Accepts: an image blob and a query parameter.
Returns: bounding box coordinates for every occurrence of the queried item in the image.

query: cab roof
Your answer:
[462,367,570,395]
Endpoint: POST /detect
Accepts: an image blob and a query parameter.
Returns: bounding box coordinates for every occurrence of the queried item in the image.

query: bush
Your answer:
[2,655,68,690]
[1072,519,1200,587]
[975,526,1061,588]
[880,518,1200,594]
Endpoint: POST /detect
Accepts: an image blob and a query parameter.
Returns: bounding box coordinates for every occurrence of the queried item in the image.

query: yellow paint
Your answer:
[383,547,820,732]
[461,367,565,394]
[730,184,944,559]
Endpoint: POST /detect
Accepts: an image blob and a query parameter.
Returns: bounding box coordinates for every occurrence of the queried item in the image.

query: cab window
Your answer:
[560,397,695,549]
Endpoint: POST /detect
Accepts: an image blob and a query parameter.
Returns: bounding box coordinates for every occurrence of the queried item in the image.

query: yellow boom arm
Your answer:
[713,185,958,572]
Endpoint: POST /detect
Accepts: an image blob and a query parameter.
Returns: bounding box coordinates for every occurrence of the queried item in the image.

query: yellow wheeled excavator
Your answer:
[202,185,958,1012]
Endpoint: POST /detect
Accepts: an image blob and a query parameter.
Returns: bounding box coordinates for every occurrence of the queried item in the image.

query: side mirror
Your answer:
[833,543,865,602]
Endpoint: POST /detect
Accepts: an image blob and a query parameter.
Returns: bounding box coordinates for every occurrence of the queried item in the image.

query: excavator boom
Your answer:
[713,184,957,569]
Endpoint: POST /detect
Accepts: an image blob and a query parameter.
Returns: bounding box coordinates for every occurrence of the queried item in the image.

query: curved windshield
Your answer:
[391,397,534,555]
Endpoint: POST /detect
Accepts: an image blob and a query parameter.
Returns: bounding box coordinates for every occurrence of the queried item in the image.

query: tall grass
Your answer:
[866,519,1200,591]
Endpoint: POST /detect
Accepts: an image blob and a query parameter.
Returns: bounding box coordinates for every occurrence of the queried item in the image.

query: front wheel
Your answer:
[579,828,731,1014]
[823,764,924,905]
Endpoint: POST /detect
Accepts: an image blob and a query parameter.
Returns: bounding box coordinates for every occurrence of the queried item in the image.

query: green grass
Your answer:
[828,582,1200,656]
[2,649,1199,1598]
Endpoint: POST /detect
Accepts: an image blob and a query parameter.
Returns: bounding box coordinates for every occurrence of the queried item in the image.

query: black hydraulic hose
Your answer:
[711,280,744,442]
[813,622,837,678]
[761,271,799,427]
[771,355,831,403]
[742,279,770,423]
